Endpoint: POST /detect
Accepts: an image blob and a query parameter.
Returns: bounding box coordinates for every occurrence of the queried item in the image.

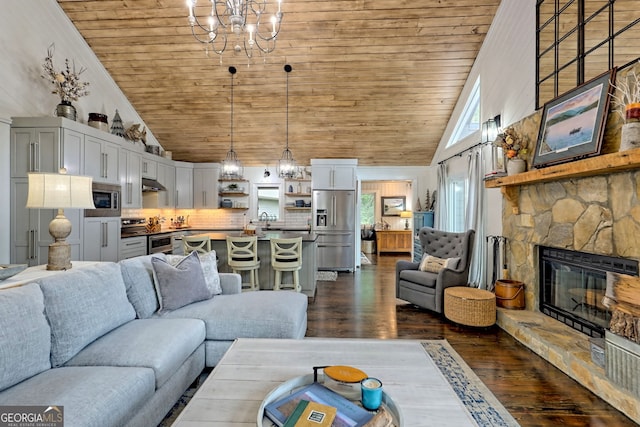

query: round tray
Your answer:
[257,373,403,426]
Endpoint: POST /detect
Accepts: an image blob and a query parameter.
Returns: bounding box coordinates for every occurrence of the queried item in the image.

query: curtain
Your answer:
[435,162,448,230]
[465,147,487,288]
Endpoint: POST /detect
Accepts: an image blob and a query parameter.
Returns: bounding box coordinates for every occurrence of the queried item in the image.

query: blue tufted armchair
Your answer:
[396,227,475,313]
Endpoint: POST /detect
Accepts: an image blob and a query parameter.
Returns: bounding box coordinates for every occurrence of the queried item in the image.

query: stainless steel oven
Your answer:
[86,183,121,217]
[148,234,173,254]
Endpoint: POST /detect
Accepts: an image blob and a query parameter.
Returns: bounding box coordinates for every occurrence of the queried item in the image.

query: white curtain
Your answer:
[435,162,448,230]
[465,147,487,288]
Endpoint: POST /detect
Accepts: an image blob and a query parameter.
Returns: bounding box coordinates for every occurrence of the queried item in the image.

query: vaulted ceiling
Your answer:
[57,0,501,167]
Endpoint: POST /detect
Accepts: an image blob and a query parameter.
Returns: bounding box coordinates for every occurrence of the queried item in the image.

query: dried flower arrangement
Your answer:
[41,44,90,104]
[610,61,640,123]
[494,127,527,160]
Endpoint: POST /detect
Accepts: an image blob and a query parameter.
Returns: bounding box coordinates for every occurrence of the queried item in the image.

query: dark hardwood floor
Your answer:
[306,254,637,427]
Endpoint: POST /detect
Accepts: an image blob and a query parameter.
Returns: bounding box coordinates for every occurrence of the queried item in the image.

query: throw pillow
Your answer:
[419,255,461,273]
[152,251,213,313]
[166,250,222,295]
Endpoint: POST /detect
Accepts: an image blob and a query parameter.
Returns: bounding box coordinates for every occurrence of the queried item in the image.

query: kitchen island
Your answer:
[189,231,318,297]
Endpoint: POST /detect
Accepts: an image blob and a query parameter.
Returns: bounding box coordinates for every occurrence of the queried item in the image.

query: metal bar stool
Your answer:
[270,237,302,292]
[226,235,260,291]
[183,235,211,254]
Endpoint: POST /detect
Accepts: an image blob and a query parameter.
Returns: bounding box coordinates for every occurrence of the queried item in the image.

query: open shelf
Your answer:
[484,148,640,213]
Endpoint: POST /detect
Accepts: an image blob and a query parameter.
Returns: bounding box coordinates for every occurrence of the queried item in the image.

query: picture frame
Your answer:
[381,196,405,216]
[532,68,616,169]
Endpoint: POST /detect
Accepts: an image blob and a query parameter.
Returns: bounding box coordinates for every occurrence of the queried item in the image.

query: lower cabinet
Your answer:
[83,217,120,262]
[119,236,147,260]
[375,230,412,257]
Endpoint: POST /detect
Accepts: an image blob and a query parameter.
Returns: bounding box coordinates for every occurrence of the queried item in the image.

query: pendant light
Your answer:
[278,64,296,178]
[221,66,243,179]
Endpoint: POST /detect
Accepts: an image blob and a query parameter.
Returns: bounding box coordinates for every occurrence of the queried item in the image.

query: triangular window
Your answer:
[446,77,480,148]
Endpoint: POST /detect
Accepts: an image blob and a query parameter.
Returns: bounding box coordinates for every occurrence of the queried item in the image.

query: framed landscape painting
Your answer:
[532,68,616,169]
[381,196,405,216]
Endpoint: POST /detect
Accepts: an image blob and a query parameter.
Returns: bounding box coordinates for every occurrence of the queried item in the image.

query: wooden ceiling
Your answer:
[57,0,501,167]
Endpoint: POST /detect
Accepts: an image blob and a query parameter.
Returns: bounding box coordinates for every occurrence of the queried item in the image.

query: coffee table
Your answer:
[172,338,477,426]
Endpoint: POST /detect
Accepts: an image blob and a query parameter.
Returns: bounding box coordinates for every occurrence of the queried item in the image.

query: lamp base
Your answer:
[47,241,72,271]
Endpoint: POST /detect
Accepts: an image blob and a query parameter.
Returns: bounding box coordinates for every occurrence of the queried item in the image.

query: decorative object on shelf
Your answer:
[221,67,244,179]
[400,211,412,230]
[381,196,405,217]
[278,64,296,178]
[415,197,422,212]
[125,124,147,144]
[532,68,616,169]
[26,168,95,270]
[186,0,283,59]
[611,62,640,151]
[429,190,436,211]
[88,113,108,132]
[41,44,90,121]
[506,158,526,176]
[110,109,125,137]
[481,115,500,144]
[495,126,527,175]
[424,190,430,212]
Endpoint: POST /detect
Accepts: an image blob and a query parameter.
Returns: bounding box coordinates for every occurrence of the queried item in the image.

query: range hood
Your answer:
[142,178,167,192]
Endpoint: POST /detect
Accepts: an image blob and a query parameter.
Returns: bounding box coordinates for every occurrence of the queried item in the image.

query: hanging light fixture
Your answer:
[221,66,244,179]
[186,0,283,59]
[278,64,296,178]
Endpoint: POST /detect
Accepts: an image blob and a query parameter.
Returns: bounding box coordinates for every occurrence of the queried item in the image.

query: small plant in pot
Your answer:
[494,127,528,175]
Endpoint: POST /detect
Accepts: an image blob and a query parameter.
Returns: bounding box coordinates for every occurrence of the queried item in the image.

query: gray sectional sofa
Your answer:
[0,254,308,427]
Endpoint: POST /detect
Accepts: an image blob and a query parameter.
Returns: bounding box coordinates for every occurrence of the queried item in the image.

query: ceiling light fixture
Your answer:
[278,64,296,178]
[186,0,283,59]
[221,66,243,179]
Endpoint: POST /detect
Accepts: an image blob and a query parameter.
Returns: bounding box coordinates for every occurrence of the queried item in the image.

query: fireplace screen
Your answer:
[539,246,638,338]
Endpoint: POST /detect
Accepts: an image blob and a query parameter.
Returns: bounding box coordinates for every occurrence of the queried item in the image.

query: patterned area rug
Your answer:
[316,271,338,281]
[422,340,520,426]
[161,340,519,426]
[361,252,371,265]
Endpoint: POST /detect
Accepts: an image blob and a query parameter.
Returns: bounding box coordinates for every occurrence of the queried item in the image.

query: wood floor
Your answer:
[306,254,637,427]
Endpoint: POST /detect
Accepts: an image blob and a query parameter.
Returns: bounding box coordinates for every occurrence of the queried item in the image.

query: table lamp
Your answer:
[400,211,412,230]
[26,168,95,270]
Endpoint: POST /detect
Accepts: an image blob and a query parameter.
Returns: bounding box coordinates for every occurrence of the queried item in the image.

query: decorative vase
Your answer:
[56,101,76,121]
[506,158,526,175]
[620,122,640,151]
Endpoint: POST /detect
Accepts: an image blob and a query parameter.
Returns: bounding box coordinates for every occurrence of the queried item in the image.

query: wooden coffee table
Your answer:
[172,338,476,426]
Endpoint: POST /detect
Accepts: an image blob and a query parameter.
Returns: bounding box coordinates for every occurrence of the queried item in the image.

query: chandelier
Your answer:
[278,64,296,178]
[221,66,244,179]
[187,0,283,58]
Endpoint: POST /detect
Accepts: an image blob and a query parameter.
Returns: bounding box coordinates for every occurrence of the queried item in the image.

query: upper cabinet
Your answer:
[175,162,193,209]
[193,163,219,209]
[119,148,142,209]
[141,153,158,179]
[311,159,357,190]
[84,134,119,184]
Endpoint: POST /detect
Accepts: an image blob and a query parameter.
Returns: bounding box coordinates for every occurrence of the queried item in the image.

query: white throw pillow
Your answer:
[166,250,222,295]
[419,255,461,273]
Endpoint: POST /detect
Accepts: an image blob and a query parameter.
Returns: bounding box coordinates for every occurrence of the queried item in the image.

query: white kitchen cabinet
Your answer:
[119,236,147,260]
[119,148,142,208]
[83,217,120,262]
[11,125,83,177]
[175,163,194,208]
[311,159,357,190]
[84,134,119,184]
[193,163,219,209]
[141,153,158,179]
[157,161,175,208]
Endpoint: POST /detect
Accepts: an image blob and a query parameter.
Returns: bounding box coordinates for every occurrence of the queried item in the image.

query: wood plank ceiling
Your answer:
[57,0,501,167]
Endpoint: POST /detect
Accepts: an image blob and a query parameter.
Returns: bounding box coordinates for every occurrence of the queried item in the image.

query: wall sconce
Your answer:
[481,114,501,143]
[26,169,95,270]
[400,211,413,230]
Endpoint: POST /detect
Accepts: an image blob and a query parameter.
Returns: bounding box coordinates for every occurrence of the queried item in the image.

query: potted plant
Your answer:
[494,127,528,175]
[611,62,640,151]
[41,44,90,121]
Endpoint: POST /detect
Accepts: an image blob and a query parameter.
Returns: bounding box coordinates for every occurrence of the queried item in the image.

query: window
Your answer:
[446,77,481,148]
[360,192,375,226]
[447,177,468,232]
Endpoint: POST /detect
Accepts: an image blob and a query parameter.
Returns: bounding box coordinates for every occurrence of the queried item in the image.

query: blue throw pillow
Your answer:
[151,250,213,313]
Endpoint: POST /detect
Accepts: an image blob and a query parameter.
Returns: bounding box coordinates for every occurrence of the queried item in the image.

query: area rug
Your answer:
[422,340,520,426]
[161,340,519,426]
[361,252,371,264]
[316,271,338,281]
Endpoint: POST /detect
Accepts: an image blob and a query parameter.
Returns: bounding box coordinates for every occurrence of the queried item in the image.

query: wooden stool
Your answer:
[270,237,302,292]
[444,286,496,327]
[226,236,260,291]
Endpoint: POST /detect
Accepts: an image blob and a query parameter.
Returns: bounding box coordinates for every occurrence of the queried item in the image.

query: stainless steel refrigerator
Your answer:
[312,190,356,272]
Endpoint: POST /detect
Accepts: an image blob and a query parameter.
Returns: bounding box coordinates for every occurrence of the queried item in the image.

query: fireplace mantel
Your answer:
[484,147,640,214]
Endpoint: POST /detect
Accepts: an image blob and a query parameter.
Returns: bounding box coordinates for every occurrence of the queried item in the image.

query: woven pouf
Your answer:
[444,287,496,327]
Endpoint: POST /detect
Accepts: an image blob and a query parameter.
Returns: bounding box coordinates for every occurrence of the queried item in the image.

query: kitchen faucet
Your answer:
[259,211,270,228]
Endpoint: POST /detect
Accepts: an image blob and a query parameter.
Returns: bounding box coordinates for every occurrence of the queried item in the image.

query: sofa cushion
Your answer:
[119,253,166,319]
[399,269,438,288]
[166,250,222,295]
[0,283,51,392]
[0,366,155,427]
[37,263,136,367]
[65,318,205,388]
[159,291,308,340]
[152,251,213,313]
[419,255,460,273]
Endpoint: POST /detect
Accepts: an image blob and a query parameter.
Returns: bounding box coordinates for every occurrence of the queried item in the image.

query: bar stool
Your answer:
[226,235,260,291]
[183,235,211,254]
[270,237,302,292]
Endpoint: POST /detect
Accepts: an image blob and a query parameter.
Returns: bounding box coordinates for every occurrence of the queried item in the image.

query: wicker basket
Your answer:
[444,287,496,327]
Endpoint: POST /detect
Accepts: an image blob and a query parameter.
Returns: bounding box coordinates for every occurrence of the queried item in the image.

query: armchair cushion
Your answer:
[419,255,460,273]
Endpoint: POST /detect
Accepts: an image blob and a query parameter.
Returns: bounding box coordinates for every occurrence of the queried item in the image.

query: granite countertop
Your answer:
[191,231,318,242]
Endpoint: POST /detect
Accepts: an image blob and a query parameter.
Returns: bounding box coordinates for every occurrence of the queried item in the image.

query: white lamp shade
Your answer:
[400,211,413,218]
[26,173,95,209]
